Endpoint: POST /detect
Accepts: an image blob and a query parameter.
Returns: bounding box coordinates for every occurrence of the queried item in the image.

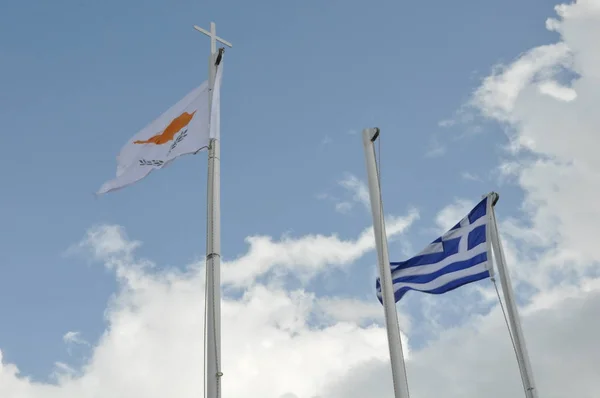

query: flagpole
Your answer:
[488,192,538,398]
[362,128,411,398]
[193,21,232,398]
[205,49,221,398]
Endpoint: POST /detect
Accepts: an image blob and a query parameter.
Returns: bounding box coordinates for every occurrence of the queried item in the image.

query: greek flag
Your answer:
[377,196,493,303]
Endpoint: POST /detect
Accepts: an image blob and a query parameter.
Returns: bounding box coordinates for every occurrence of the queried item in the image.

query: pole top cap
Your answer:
[489,191,500,206]
[370,128,380,142]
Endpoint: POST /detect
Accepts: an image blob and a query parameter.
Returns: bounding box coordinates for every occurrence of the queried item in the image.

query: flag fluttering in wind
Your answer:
[376,195,493,303]
[97,64,223,195]
[362,125,537,397]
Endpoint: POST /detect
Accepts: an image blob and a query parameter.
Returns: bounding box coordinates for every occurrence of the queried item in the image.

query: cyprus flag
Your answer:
[97,62,223,194]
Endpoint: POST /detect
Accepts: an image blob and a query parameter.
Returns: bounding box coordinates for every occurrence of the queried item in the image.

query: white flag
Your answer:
[97,63,223,194]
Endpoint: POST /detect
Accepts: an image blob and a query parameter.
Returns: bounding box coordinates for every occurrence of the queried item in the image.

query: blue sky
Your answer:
[0,0,576,390]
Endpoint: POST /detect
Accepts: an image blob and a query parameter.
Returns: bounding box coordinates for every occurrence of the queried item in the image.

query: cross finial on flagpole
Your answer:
[194,22,233,55]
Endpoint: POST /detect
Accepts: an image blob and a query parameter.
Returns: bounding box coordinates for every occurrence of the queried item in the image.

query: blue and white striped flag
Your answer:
[376,195,493,303]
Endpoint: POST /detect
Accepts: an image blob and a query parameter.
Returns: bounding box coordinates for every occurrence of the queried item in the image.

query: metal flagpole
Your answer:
[362,128,411,398]
[488,192,538,398]
[193,22,232,398]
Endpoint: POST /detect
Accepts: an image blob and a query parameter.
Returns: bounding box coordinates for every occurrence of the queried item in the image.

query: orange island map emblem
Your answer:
[134,111,196,145]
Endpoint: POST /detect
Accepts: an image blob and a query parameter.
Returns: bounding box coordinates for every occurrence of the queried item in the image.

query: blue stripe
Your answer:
[468,197,488,224]
[468,224,486,250]
[377,269,491,303]
[448,197,488,230]
[389,238,461,273]
[390,252,488,285]
[376,252,488,293]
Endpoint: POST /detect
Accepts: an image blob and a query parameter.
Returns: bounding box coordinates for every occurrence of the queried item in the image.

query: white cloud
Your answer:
[438,119,455,128]
[52,362,77,380]
[318,297,382,323]
[471,43,572,122]
[434,198,476,232]
[537,80,577,101]
[337,174,371,212]
[470,0,600,284]
[0,223,413,398]
[63,332,88,347]
[222,210,418,287]
[334,201,352,214]
[62,331,90,358]
[460,171,481,181]
[317,297,398,327]
[1,219,600,398]
[317,174,372,215]
[424,136,446,158]
[324,281,600,398]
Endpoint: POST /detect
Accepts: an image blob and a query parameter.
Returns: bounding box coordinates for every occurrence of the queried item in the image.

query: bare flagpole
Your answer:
[488,192,538,398]
[193,22,232,398]
[362,128,411,398]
